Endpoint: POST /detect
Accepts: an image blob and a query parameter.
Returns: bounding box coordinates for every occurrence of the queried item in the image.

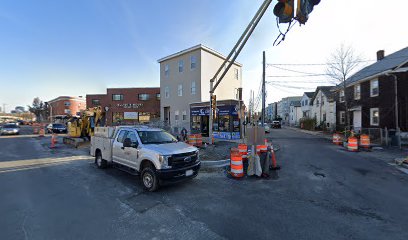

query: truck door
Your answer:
[112,129,128,166]
[122,131,140,169]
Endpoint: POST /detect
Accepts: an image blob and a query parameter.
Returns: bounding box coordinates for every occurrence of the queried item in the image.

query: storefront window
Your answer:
[218,116,230,132]
[233,116,240,132]
[212,116,219,131]
[191,116,201,132]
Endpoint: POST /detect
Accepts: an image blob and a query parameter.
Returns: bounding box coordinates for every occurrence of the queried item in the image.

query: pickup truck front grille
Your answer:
[168,151,198,168]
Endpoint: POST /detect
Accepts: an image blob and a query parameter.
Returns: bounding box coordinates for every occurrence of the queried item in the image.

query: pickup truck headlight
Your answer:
[159,155,171,168]
[196,150,200,161]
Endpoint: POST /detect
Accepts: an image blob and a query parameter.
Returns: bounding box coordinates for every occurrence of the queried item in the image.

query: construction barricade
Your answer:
[188,134,197,146]
[33,123,40,134]
[238,144,248,158]
[230,148,244,178]
[359,134,370,149]
[188,134,202,147]
[38,124,45,137]
[332,133,342,145]
[256,144,267,155]
[195,134,203,147]
[238,143,248,173]
[347,136,358,152]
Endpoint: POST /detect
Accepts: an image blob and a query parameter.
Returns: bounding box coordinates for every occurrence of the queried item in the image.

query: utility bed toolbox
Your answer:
[94,127,115,138]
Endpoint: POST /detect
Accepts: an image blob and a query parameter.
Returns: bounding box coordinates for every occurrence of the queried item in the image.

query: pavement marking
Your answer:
[0,155,93,173]
[0,134,68,139]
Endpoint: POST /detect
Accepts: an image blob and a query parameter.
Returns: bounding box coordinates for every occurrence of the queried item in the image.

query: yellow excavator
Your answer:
[67,106,105,140]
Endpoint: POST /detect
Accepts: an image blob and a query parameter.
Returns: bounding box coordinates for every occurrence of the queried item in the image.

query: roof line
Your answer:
[157,44,243,67]
[48,96,86,103]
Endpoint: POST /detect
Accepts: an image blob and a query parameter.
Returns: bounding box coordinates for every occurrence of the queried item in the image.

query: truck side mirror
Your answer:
[123,138,132,148]
[131,141,139,148]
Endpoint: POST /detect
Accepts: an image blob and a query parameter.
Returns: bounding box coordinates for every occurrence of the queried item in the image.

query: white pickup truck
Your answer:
[90,126,201,191]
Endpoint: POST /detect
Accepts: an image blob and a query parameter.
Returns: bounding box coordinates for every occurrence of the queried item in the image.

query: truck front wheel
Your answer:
[141,165,159,192]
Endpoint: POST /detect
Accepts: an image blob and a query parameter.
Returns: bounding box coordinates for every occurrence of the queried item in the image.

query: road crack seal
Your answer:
[21,214,28,240]
[313,172,326,178]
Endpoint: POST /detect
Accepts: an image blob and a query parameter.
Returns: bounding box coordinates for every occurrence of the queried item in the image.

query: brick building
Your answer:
[47,96,86,117]
[86,88,160,126]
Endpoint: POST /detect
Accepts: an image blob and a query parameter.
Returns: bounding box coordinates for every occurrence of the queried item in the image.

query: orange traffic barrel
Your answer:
[188,134,197,146]
[256,145,267,155]
[347,136,358,152]
[238,144,248,159]
[195,134,203,147]
[360,134,370,149]
[230,148,244,178]
[39,127,45,137]
[332,133,342,145]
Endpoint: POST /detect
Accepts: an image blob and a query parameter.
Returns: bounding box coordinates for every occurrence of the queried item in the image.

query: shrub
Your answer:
[300,117,316,131]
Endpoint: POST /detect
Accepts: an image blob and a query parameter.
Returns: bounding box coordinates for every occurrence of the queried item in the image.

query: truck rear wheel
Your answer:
[141,165,159,192]
[95,151,107,169]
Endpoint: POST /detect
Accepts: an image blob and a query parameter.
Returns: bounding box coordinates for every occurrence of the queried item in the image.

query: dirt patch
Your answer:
[199,141,237,161]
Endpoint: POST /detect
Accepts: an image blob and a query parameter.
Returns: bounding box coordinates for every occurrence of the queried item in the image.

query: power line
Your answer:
[267,82,316,90]
[267,74,328,77]
[267,80,331,84]
[268,65,332,76]
[254,78,263,111]
[266,55,408,66]
[269,84,300,95]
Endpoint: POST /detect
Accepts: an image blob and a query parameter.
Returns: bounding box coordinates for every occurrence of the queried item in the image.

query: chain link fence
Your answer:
[345,127,407,148]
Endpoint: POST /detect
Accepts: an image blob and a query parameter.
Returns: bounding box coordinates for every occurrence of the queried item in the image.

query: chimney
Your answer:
[377,50,385,61]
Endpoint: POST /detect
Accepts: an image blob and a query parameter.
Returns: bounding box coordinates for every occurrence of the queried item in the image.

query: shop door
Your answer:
[201,116,209,137]
[164,107,170,125]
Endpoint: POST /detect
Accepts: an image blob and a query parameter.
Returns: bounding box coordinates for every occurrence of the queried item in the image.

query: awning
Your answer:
[349,106,362,111]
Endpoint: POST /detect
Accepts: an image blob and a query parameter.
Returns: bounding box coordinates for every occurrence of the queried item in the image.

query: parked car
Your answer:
[17,120,27,125]
[258,123,270,133]
[0,123,20,135]
[90,126,201,191]
[272,121,281,129]
[47,123,67,133]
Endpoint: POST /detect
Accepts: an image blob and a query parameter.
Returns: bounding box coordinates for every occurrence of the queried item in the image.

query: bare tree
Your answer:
[326,44,362,131]
[28,97,49,122]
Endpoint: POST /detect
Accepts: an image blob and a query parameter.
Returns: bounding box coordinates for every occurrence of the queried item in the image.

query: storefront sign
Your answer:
[124,112,138,120]
[191,105,238,116]
[117,103,143,109]
[212,132,240,140]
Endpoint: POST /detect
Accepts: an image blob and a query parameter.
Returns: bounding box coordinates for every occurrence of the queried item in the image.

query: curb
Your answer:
[201,145,280,169]
[286,127,333,140]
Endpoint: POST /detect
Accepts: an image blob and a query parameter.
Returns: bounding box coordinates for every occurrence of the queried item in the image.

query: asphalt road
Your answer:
[1,128,408,240]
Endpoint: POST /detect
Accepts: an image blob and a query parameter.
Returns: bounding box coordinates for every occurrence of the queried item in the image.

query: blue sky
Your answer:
[1,0,408,112]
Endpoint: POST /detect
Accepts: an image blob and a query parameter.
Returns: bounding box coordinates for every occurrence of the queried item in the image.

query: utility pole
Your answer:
[262,51,266,127]
[208,0,273,143]
[251,90,255,123]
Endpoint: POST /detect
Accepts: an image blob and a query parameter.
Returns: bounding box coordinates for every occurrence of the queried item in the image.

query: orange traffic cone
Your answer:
[269,144,281,170]
[50,134,57,148]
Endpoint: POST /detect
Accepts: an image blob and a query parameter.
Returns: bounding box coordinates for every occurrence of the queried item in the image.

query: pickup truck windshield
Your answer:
[137,130,177,144]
